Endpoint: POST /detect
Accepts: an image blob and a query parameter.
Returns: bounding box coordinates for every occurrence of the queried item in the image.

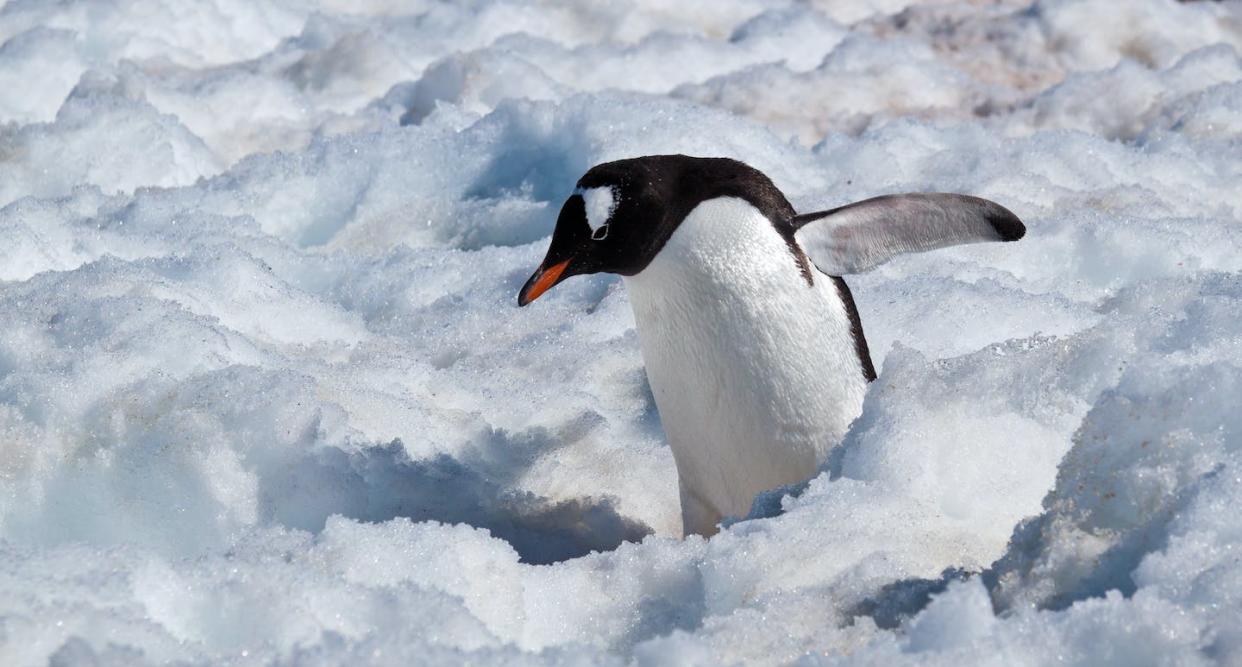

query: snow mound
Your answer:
[1,0,1240,664]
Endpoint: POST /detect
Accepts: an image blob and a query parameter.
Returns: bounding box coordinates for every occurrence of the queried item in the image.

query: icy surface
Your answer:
[1,0,1240,664]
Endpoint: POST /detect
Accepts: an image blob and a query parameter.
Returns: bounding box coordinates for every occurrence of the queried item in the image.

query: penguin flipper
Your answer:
[791,193,1024,275]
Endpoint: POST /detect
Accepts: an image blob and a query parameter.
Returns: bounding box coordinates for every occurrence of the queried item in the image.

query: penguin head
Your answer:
[518,155,793,306]
[518,157,673,306]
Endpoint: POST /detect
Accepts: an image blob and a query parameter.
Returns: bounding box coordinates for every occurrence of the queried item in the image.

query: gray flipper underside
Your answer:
[791,193,1025,275]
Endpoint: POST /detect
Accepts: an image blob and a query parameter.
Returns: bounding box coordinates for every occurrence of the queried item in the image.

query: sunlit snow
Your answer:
[1,0,1240,664]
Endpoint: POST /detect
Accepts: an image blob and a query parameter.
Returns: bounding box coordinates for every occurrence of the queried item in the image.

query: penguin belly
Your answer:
[624,198,869,537]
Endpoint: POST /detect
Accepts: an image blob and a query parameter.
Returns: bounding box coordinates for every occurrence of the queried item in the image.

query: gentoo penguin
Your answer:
[518,155,1024,537]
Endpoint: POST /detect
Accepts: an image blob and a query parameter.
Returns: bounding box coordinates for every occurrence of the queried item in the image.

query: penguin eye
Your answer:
[576,186,617,236]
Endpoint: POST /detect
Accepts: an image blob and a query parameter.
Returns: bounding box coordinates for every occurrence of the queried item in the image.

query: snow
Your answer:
[0,0,1240,664]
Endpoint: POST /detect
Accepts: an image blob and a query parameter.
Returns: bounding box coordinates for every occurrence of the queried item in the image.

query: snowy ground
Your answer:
[1,0,1240,664]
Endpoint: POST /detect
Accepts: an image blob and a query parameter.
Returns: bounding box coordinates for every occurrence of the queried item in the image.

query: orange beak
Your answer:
[517,259,572,306]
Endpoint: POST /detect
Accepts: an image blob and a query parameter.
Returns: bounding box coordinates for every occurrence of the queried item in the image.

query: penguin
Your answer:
[518,155,1024,537]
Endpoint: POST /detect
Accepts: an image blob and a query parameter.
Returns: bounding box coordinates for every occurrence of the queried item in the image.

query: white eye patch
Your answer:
[576,186,616,239]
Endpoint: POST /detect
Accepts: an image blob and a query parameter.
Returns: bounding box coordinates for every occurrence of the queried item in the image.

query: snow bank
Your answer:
[1,0,1240,664]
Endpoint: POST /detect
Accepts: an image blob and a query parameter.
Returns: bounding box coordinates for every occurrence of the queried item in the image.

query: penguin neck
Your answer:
[626,197,808,304]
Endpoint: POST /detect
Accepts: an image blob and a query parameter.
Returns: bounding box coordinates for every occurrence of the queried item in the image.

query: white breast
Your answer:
[624,197,869,536]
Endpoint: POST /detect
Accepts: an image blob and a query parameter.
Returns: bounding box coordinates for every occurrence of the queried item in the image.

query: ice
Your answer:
[1,0,1241,664]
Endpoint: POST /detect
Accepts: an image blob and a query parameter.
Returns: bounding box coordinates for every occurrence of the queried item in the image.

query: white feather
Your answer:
[576,186,616,234]
[624,197,868,536]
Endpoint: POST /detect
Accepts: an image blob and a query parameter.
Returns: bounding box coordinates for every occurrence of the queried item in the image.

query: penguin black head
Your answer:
[518,155,795,306]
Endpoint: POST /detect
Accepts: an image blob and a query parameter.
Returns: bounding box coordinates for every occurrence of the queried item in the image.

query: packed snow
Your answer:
[1,0,1240,664]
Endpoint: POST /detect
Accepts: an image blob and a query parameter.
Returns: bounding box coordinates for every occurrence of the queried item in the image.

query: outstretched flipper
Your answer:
[792,193,1025,275]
